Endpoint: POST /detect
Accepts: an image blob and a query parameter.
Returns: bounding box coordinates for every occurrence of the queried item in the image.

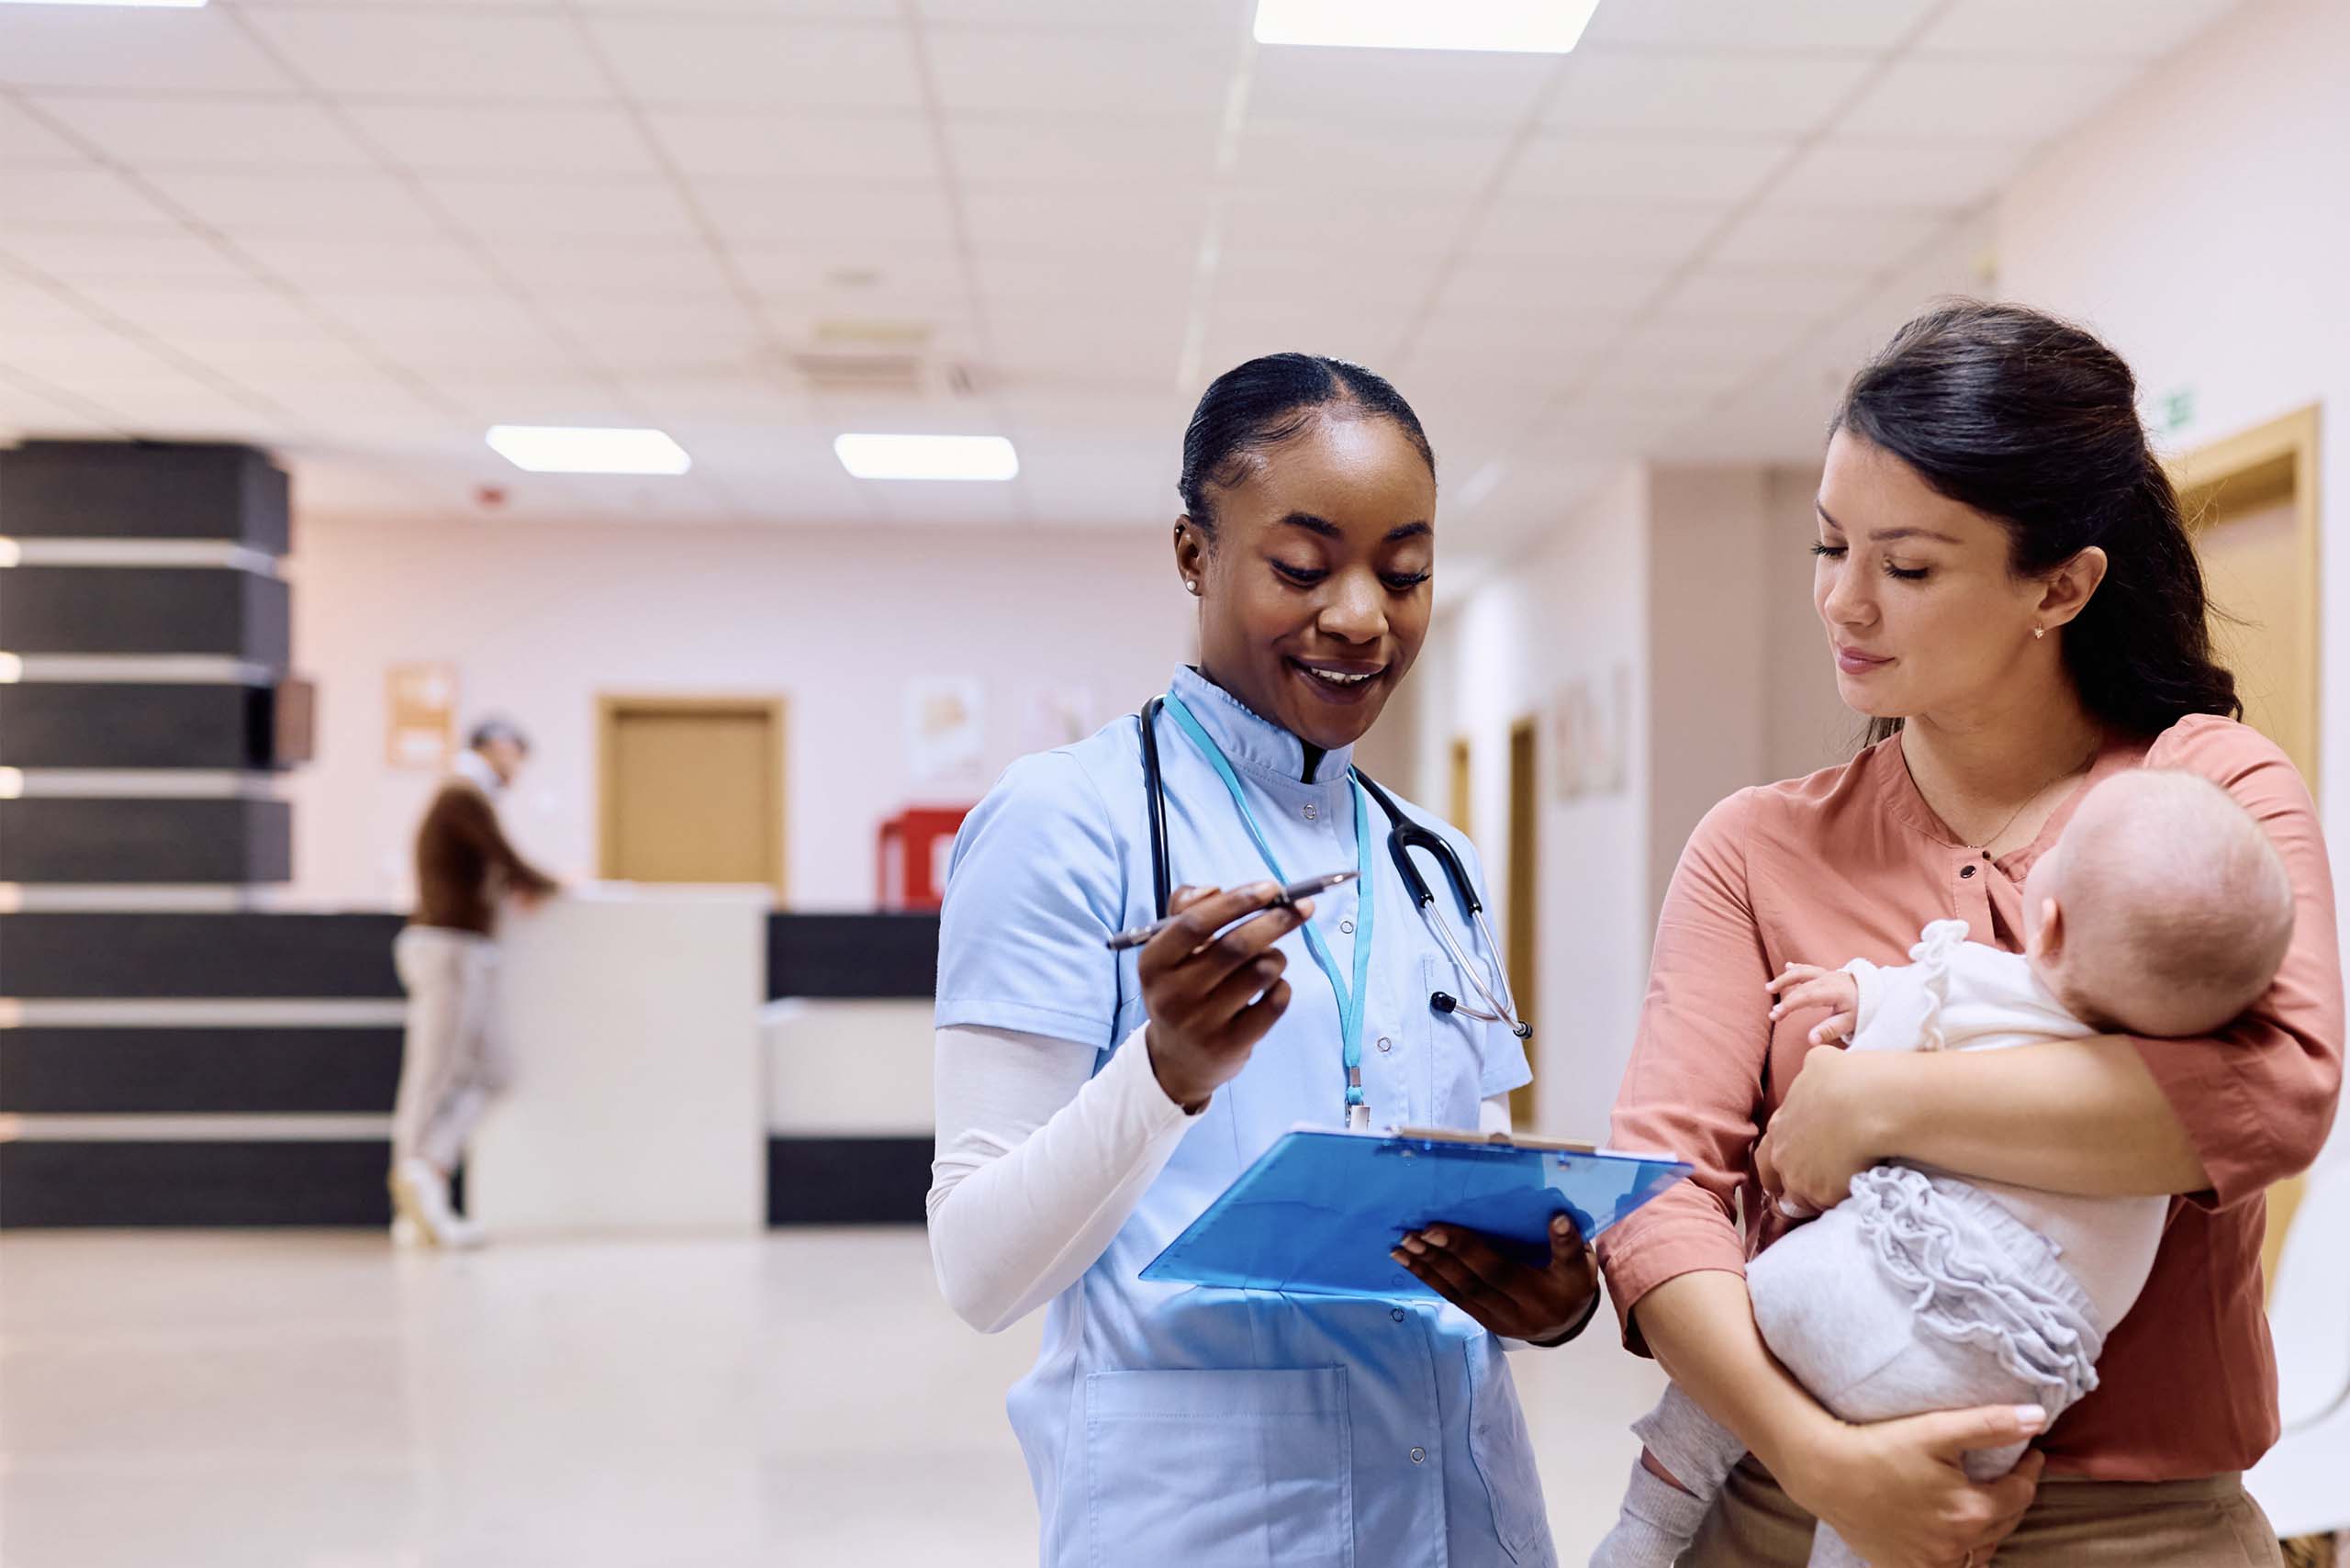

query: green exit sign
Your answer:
[2158,387,2198,433]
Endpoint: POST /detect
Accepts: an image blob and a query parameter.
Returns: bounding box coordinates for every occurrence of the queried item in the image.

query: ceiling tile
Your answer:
[31,95,375,171]
[1772,138,2031,211]
[1206,248,1446,309]
[646,111,938,179]
[0,166,175,230]
[944,115,1220,185]
[70,281,324,342]
[587,17,924,110]
[347,106,661,177]
[1246,45,1560,126]
[962,185,1209,252]
[1464,198,1729,264]
[1229,119,1514,191]
[421,175,701,242]
[1917,0,2243,60]
[480,240,737,297]
[1218,186,1478,259]
[0,8,294,94]
[1580,0,1939,51]
[1652,266,1865,322]
[574,0,903,17]
[735,241,966,306]
[1426,263,1662,319]
[240,9,611,101]
[914,0,1249,30]
[0,228,253,286]
[1543,53,1876,137]
[1707,207,1945,274]
[1837,57,2139,141]
[0,101,94,167]
[1504,134,1793,206]
[234,234,502,292]
[975,250,1194,308]
[925,32,1237,117]
[144,170,447,238]
[692,178,957,244]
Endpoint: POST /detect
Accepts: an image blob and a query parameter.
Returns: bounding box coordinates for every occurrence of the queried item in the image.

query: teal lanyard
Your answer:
[1161,692,1377,1125]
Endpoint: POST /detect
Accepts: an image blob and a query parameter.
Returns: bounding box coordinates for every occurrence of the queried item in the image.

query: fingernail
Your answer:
[2010,1405,2048,1431]
[1551,1215,1571,1234]
[1390,1249,1408,1264]
[1424,1229,1447,1249]
[1401,1236,1427,1255]
[1251,881,1280,898]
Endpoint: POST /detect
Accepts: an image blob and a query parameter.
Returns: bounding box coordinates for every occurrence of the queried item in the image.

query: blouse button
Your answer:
[1377,1036,1393,1053]
[1340,920,1355,934]
[1960,864,1978,879]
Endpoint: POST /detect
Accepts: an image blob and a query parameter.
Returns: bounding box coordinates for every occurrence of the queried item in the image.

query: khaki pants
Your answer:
[390,926,509,1173]
[1684,1457,2285,1567]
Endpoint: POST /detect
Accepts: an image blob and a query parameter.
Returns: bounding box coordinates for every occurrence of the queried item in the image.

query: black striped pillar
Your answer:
[0,440,392,1227]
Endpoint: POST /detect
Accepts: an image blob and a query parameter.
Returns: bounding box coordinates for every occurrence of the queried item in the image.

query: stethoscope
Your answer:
[1138,695,1532,1044]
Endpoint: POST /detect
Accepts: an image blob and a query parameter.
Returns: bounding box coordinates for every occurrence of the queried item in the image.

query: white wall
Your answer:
[1415,468,1651,1139]
[1998,0,2350,824]
[284,519,1189,909]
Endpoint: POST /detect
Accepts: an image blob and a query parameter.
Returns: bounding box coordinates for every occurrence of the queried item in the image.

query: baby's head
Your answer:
[2022,769,2295,1037]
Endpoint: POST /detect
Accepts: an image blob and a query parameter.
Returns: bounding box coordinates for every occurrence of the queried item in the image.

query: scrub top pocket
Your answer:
[1083,1366,1356,1568]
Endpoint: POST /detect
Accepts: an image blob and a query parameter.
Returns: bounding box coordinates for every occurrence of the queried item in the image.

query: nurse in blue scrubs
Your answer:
[925,353,1597,1568]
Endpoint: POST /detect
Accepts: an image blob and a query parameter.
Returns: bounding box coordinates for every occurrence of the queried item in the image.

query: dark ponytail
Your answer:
[1178,353,1434,534]
[1834,300,2238,740]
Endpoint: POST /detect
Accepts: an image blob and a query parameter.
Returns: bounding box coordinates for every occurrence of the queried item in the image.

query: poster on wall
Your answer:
[1018,684,1097,753]
[1550,662,1630,801]
[386,663,458,771]
[907,676,986,788]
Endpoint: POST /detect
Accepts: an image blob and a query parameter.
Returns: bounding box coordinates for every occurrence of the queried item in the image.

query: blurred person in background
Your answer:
[387,717,559,1249]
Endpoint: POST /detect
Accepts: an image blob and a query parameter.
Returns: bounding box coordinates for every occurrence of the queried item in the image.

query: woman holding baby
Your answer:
[1592,301,2343,1568]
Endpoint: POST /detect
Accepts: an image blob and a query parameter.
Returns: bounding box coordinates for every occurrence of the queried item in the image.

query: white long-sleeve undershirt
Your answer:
[926,1022,1513,1334]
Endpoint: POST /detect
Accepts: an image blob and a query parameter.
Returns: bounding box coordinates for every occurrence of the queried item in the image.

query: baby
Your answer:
[1593,768,2297,1568]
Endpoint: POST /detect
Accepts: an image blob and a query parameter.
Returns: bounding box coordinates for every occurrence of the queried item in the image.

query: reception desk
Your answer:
[469,883,769,1236]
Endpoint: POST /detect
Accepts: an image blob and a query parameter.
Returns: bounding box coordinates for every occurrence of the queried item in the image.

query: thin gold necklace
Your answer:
[1958,740,2102,855]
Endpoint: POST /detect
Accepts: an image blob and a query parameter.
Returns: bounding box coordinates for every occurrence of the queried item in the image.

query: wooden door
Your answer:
[1507,717,1539,1127]
[2172,407,2321,1294]
[599,696,786,895]
[1449,736,1473,840]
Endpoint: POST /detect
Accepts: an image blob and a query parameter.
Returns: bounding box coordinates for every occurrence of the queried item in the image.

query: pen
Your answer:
[1104,870,1359,951]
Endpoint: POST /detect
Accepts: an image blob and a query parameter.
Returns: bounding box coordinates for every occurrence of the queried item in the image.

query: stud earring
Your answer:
[2033,627,2045,640]
[1185,580,1200,596]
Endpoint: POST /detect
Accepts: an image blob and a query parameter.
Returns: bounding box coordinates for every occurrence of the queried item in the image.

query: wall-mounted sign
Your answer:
[906,676,984,787]
[386,663,457,771]
[1550,662,1630,801]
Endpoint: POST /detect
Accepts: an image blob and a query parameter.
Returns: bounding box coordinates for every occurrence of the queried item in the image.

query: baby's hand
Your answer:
[1765,963,1859,1045]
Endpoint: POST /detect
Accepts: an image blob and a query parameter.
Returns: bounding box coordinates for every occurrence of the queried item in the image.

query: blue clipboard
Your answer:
[1140,1126,1692,1301]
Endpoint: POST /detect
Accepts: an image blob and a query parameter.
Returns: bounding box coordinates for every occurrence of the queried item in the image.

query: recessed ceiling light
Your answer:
[0,1,210,8]
[834,433,1018,483]
[486,425,690,476]
[1253,0,1599,53]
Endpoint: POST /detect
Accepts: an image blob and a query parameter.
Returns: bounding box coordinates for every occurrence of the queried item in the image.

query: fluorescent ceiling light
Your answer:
[1253,0,1599,53]
[834,433,1018,482]
[486,425,690,476]
[0,1,210,7]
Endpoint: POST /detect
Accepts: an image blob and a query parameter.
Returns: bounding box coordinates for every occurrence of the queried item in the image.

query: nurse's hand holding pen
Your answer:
[1140,882,1308,1113]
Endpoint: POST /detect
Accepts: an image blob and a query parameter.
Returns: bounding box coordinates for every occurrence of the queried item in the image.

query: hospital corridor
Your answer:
[3,1,2349,1565]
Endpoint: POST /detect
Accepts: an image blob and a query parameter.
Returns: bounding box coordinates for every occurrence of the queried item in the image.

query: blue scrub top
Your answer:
[937,666,1555,1568]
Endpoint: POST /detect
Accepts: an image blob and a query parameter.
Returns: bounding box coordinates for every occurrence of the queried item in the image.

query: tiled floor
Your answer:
[0,1230,1663,1566]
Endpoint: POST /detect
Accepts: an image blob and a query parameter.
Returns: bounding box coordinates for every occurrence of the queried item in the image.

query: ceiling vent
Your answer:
[779,319,981,398]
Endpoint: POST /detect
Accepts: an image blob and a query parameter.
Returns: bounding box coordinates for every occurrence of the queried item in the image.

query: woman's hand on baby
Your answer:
[1140,883,1305,1112]
[1766,962,1858,1045]
[1755,1045,1893,1213]
[1391,1214,1599,1345]
[1779,1404,2046,1568]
